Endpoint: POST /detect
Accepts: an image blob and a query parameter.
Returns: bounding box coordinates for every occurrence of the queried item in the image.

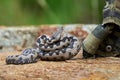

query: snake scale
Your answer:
[6,27,81,64]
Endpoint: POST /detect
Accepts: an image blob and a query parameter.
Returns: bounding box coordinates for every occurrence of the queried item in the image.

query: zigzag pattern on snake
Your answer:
[6,27,81,64]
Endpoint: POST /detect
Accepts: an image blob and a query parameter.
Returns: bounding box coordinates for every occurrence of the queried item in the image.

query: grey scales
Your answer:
[6,27,81,64]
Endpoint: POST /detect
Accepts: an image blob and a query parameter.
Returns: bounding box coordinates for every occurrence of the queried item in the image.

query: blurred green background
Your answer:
[0,0,105,26]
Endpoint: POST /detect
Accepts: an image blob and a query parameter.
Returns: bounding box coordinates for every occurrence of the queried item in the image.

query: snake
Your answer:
[6,27,81,64]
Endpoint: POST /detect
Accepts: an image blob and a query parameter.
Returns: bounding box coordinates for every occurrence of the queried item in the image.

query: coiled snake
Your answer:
[6,27,81,64]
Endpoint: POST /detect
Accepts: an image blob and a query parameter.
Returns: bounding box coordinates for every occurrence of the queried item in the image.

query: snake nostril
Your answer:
[106,45,112,52]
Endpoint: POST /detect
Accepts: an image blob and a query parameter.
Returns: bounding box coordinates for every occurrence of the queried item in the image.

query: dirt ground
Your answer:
[0,50,120,80]
[0,26,120,80]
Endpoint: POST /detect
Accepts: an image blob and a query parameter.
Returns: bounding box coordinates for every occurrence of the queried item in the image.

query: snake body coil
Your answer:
[6,27,81,64]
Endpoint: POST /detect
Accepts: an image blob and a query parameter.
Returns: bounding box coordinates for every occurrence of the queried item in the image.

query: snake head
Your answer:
[51,26,64,40]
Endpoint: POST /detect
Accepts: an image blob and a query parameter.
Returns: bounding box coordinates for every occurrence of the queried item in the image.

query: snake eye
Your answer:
[106,45,112,52]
